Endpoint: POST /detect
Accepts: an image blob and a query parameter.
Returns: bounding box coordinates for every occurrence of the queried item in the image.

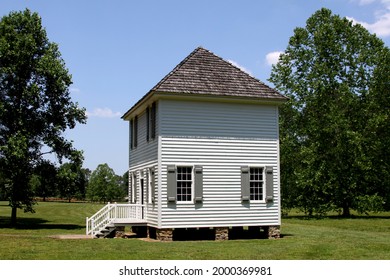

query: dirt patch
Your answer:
[138,237,161,242]
[49,234,93,239]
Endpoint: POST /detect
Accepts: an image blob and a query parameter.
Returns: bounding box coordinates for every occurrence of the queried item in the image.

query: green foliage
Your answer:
[86,164,125,202]
[270,8,390,216]
[30,160,58,200]
[57,162,88,202]
[0,9,86,224]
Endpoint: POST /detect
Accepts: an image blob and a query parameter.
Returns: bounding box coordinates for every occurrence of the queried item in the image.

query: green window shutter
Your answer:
[151,102,156,140]
[167,165,176,202]
[151,167,156,203]
[194,165,203,203]
[146,107,150,142]
[134,116,138,148]
[241,166,250,202]
[265,166,274,203]
[130,120,134,150]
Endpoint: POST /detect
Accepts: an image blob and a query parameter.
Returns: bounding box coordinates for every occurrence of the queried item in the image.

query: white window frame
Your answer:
[176,165,194,204]
[249,166,265,202]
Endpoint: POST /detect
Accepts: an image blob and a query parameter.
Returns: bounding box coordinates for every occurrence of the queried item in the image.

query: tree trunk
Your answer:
[342,205,351,217]
[11,206,17,226]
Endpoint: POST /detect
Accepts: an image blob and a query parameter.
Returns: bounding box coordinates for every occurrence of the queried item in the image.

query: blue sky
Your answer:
[1,0,390,175]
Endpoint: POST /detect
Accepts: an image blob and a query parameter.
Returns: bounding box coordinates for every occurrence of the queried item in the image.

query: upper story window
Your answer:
[146,102,157,143]
[130,116,138,150]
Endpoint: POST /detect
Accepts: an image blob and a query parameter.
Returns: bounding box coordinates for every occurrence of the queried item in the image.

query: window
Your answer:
[145,102,156,142]
[134,116,138,148]
[150,102,156,140]
[146,107,150,142]
[176,166,193,202]
[241,166,272,203]
[250,167,264,201]
[130,116,138,149]
[167,165,203,203]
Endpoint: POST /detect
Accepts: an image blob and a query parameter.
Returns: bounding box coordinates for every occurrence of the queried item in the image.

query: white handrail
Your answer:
[86,203,145,236]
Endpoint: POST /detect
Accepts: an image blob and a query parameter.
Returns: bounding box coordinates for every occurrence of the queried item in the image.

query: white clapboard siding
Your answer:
[129,163,159,227]
[158,99,280,228]
[159,137,280,228]
[129,108,158,168]
[128,104,159,227]
[160,99,278,139]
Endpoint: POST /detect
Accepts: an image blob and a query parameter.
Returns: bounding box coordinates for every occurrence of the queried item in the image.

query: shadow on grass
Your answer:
[282,214,390,220]
[0,216,84,230]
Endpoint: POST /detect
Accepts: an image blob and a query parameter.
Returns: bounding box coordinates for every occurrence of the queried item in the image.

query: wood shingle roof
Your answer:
[151,47,285,99]
[122,47,286,119]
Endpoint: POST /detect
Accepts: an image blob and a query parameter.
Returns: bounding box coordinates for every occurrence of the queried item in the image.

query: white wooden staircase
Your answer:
[86,203,146,238]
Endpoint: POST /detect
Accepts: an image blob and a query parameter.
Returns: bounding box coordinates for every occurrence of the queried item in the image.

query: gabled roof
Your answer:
[122,47,286,119]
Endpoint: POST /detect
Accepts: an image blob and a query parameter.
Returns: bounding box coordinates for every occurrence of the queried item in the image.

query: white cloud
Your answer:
[265,51,283,66]
[348,0,390,37]
[227,59,253,76]
[87,108,122,118]
[355,0,376,5]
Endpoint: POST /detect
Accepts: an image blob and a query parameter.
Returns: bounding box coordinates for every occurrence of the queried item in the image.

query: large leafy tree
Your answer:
[57,162,88,202]
[0,10,86,224]
[87,164,125,203]
[30,160,58,201]
[270,8,390,216]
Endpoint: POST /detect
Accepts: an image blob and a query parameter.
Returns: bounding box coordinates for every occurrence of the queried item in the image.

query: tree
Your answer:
[30,160,58,201]
[57,162,87,202]
[269,8,390,216]
[0,10,86,225]
[87,164,125,203]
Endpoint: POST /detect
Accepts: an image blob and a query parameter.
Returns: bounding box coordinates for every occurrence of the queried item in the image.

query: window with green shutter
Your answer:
[241,166,270,202]
[167,165,203,203]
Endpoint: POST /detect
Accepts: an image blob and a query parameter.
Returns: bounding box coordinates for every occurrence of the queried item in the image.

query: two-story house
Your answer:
[86,47,287,241]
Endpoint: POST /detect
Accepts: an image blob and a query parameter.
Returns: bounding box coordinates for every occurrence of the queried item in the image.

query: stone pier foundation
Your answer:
[114,226,125,238]
[156,228,173,241]
[267,226,281,239]
[215,227,229,241]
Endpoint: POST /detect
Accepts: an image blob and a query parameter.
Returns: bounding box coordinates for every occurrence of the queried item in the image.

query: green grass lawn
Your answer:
[0,201,389,260]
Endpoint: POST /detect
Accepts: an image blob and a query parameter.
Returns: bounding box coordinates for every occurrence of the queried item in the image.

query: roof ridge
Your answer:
[122,47,286,119]
[151,46,205,92]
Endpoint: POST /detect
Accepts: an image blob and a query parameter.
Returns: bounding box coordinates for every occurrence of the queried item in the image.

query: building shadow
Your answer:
[0,216,84,230]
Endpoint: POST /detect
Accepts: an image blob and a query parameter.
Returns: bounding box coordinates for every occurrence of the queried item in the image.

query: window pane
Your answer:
[249,167,264,201]
[176,167,193,202]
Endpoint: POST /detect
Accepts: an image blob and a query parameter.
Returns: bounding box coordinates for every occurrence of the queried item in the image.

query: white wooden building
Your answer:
[86,47,287,240]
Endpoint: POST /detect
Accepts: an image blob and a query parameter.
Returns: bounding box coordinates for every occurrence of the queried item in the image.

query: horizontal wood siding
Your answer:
[160,99,278,139]
[129,163,158,227]
[129,106,158,168]
[128,102,159,227]
[159,99,280,228]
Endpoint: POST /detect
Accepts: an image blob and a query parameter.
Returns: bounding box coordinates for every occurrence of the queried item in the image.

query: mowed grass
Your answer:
[0,201,389,260]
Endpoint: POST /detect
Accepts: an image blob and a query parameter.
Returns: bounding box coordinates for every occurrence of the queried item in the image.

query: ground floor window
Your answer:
[177,166,193,202]
[250,167,264,201]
